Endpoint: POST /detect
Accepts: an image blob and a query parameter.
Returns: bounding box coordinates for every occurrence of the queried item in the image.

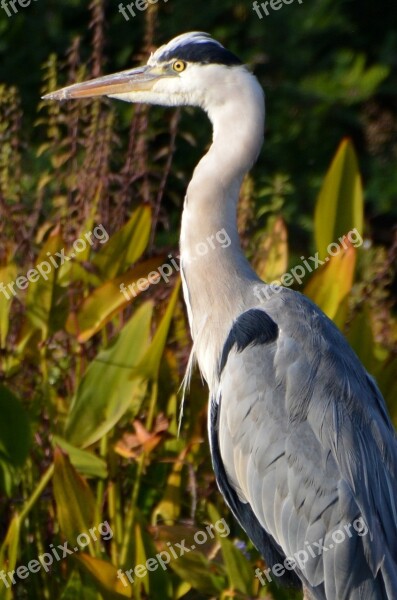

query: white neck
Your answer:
[179,67,265,387]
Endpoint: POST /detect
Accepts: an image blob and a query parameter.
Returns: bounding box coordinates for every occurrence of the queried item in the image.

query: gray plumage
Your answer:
[44,32,397,599]
[212,288,397,598]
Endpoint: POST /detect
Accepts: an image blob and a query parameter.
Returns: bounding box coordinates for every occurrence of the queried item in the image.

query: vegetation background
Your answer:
[0,0,396,599]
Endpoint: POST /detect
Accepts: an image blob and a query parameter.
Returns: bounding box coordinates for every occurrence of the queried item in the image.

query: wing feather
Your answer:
[212,291,397,598]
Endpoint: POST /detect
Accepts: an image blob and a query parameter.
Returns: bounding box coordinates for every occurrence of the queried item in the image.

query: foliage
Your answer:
[0,2,396,600]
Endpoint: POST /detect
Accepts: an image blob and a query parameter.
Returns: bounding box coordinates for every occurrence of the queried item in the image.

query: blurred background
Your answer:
[0,1,396,599]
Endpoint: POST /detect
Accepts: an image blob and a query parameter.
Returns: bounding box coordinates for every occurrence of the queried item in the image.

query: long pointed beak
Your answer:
[42,65,164,101]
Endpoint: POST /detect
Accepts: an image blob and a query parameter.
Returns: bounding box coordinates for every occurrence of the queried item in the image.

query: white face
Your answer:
[108,60,249,111]
[106,59,202,107]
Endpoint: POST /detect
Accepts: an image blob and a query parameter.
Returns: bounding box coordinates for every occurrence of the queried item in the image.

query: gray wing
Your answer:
[211,290,397,599]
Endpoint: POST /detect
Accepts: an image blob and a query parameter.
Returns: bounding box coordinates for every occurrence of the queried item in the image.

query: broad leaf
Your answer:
[60,570,100,600]
[76,554,132,599]
[130,515,171,600]
[66,257,164,342]
[304,241,356,322]
[92,206,151,279]
[314,139,363,261]
[169,550,225,596]
[52,436,107,479]
[65,302,153,447]
[137,279,181,380]
[207,503,253,595]
[53,448,96,541]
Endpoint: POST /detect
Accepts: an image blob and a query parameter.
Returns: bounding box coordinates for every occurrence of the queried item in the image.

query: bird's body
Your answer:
[211,286,397,599]
[45,32,397,599]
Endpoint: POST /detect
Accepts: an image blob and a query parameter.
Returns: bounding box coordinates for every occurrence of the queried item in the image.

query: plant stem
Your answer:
[19,463,54,524]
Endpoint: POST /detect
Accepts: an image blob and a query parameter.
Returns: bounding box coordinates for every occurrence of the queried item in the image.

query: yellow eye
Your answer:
[172,60,187,73]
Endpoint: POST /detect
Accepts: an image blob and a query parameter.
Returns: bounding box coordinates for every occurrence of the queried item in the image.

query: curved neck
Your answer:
[180,69,265,385]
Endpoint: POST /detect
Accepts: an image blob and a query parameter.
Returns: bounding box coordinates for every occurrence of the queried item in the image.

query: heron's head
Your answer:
[43,32,262,116]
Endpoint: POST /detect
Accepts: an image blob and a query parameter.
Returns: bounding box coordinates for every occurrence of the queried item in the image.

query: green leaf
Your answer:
[65,302,153,447]
[66,257,164,343]
[130,514,172,600]
[76,555,132,599]
[301,52,389,104]
[0,386,31,495]
[0,263,17,349]
[207,503,253,595]
[60,571,100,600]
[25,226,64,339]
[52,436,108,479]
[137,279,181,380]
[304,242,356,322]
[314,139,363,261]
[92,206,151,280]
[346,307,376,372]
[53,448,96,542]
[0,515,20,600]
[169,550,225,596]
[57,261,102,289]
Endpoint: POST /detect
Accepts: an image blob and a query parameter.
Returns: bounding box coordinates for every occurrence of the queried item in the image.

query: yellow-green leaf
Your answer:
[130,515,172,600]
[76,554,132,598]
[57,260,102,289]
[92,206,151,279]
[304,242,356,322]
[60,570,99,600]
[137,279,181,380]
[315,139,363,261]
[52,436,107,479]
[207,503,252,595]
[66,257,164,343]
[346,307,376,372]
[65,302,153,447]
[25,226,64,340]
[0,515,20,600]
[0,263,17,349]
[51,152,73,169]
[53,448,96,542]
[169,550,225,596]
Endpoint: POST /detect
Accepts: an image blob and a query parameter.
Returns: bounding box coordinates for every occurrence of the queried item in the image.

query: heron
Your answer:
[44,32,397,599]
